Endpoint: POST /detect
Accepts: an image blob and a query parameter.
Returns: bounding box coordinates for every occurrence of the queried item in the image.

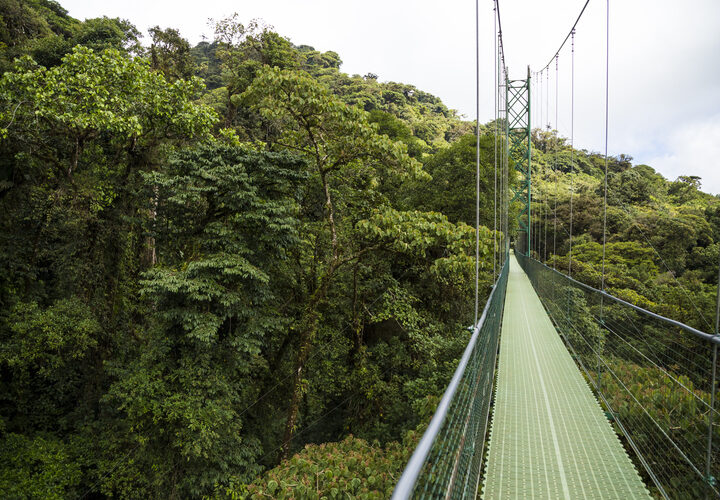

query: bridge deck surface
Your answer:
[482,254,650,499]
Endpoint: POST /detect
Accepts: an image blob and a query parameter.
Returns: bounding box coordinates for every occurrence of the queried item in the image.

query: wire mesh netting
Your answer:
[392,259,508,499]
[517,252,720,499]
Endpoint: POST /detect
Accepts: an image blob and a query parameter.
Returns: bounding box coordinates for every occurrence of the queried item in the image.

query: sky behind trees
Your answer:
[61,0,720,193]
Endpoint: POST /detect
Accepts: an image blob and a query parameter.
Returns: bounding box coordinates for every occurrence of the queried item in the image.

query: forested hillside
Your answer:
[530,129,720,332]
[1,1,717,499]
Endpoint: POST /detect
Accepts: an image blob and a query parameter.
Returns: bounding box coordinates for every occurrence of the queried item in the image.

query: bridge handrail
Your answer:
[392,257,509,499]
[529,256,720,345]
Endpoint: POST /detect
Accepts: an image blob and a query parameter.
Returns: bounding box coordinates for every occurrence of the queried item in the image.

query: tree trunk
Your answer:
[280,262,337,459]
[280,313,318,460]
[143,185,159,267]
[281,165,341,459]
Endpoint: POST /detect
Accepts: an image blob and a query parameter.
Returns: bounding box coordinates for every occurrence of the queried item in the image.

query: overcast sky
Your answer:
[61,0,720,193]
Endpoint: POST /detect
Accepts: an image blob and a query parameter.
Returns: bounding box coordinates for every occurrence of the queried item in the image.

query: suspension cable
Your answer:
[568,30,576,277]
[474,0,481,325]
[494,0,507,78]
[538,0,590,73]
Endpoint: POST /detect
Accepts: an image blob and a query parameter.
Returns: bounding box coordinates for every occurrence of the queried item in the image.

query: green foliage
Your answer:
[191,41,223,89]
[242,66,422,182]
[417,133,513,226]
[104,144,306,496]
[206,16,302,129]
[568,239,658,294]
[367,109,425,158]
[148,25,195,81]
[190,17,466,150]
[0,433,81,499]
[357,208,493,279]
[2,298,100,376]
[318,76,468,151]
[0,23,224,497]
[600,358,714,499]
[669,175,703,204]
[0,45,216,152]
[237,435,415,499]
[0,0,78,48]
[0,2,140,70]
[297,44,342,70]
[558,286,605,354]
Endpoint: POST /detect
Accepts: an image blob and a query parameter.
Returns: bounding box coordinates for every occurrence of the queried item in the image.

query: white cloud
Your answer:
[642,115,720,194]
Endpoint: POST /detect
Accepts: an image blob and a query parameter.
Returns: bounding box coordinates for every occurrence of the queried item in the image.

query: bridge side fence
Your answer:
[516,252,720,499]
[392,257,509,500]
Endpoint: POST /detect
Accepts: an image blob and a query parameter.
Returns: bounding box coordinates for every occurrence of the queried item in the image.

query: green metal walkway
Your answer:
[482,255,651,499]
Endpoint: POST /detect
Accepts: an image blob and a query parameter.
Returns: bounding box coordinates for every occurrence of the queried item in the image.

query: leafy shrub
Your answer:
[216,434,418,499]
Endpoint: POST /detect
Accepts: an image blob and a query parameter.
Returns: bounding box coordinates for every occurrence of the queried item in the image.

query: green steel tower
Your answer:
[506,67,532,255]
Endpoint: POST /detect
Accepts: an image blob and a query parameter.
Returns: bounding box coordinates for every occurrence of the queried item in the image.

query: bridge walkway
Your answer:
[482,254,651,499]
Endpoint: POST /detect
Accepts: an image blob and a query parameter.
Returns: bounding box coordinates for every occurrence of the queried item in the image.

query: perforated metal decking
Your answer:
[482,255,650,499]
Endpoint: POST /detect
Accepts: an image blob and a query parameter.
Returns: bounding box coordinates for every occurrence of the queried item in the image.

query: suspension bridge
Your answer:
[392,0,720,498]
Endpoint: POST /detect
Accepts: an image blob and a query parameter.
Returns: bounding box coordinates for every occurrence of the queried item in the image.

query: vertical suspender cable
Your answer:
[504,68,507,256]
[544,185,548,261]
[598,0,610,398]
[568,30,576,277]
[541,71,544,135]
[501,38,505,263]
[498,58,502,259]
[553,55,559,270]
[546,67,550,131]
[494,3,499,273]
[601,1,610,300]
[537,73,541,260]
[540,70,543,141]
[538,193,541,261]
[528,68,532,257]
[531,74,534,131]
[528,73,537,256]
[533,73,540,133]
[496,34,500,266]
[501,43,506,263]
[498,39,502,266]
[505,71,510,254]
[503,66,508,257]
[474,0,481,325]
[544,69,549,262]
